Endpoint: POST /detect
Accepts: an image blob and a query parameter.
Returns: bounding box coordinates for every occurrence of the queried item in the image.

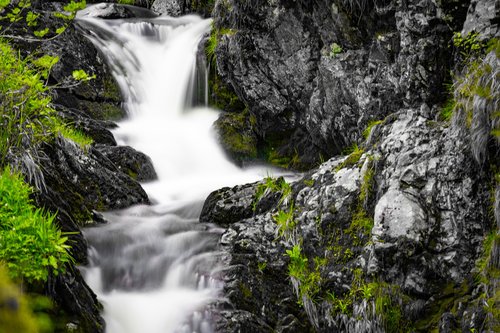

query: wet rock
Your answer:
[49,269,104,333]
[152,0,183,16]
[95,145,157,182]
[39,137,150,223]
[77,3,158,19]
[461,0,500,38]
[200,183,257,226]
[211,0,457,166]
[203,107,492,331]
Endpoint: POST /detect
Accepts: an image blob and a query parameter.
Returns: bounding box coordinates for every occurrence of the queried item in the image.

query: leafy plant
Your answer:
[0,39,93,167]
[253,176,292,210]
[0,168,73,282]
[273,204,297,238]
[329,42,343,57]
[453,32,486,63]
[362,119,383,139]
[286,244,324,305]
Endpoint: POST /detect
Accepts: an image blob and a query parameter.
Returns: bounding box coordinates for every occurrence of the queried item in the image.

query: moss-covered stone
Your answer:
[214,109,258,164]
[78,100,125,121]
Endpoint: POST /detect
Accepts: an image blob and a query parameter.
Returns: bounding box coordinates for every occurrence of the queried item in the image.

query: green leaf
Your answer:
[55,26,67,35]
[26,11,39,27]
[48,256,57,269]
[34,28,49,38]
[0,0,10,9]
[72,69,95,81]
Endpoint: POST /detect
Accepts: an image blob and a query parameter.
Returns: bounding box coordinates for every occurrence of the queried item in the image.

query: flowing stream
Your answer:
[76,9,274,333]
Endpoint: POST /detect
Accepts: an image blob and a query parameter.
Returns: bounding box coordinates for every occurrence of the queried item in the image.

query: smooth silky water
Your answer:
[76,8,278,333]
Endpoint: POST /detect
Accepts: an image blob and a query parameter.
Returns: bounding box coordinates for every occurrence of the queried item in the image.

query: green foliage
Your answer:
[118,0,135,4]
[253,176,292,210]
[335,144,364,171]
[0,1,85,38]
[0,168,73,282]
[273,204,297,238]
[363,120,383,139]
[329,42,343,57]
[72,69,96,82]
[439,96,455,121]
[453,32,486,63]
[52,0,86,21]
[0,39,93,166]
[286,244,323,304]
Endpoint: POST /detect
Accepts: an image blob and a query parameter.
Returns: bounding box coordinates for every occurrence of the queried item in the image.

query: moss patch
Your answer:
[214,109,258,163]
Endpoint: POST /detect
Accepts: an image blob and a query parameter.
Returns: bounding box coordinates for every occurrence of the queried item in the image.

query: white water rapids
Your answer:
[76,11,278,333]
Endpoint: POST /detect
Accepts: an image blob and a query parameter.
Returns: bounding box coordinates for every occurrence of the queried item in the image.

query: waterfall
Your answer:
[76,10,274,333]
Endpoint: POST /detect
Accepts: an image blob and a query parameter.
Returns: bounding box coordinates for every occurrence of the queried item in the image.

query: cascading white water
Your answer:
[76,9,278,333]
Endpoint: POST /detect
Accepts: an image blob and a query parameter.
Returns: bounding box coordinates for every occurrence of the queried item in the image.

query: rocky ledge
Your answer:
[200,0,499,332]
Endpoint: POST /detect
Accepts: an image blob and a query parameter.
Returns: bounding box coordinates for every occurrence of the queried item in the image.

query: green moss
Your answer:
[303,179,314,187]
[335,144,364,171]
[102,75,122,102]
[359,163,374,204]
[363,120,383,139]
[205,23,237,64]
[439,97,455,121]
[191,0,216,15]
[215,109,258,161]
[414,282,470,332]
[79,101,125,121]
[239,282,252,299]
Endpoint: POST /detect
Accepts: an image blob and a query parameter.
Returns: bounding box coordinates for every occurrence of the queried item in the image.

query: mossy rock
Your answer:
[215,110,258,164]
[78,100,125,121]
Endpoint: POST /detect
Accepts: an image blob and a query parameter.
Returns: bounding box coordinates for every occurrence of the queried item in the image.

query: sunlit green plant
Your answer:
[0,168,73,282]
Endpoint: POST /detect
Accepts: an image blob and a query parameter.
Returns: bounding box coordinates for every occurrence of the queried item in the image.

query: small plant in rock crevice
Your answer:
[252,176,292,211]
[329,42,343,57]
[335,144,365,172]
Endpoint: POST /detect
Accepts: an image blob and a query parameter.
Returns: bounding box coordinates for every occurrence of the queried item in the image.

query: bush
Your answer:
[0,168,72,282]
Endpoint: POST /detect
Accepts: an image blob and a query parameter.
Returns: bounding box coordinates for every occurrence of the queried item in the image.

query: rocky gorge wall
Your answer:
[192,0,500,332]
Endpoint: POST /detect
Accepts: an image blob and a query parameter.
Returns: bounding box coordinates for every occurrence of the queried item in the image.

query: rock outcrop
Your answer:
[201,0,499,332]
[209,0,471,168]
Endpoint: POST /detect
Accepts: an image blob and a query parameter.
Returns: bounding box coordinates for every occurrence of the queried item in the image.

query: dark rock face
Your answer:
[96,145,157,182]
[40,137,149,220]
[202,0,499,331]
[211,0,467,166]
